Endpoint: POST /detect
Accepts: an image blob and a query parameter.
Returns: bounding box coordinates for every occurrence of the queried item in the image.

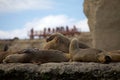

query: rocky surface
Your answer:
[0,62,120,80]
[84,0,120,51]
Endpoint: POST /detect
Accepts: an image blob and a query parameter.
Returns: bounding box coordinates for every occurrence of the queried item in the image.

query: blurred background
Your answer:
[0,0,89,39]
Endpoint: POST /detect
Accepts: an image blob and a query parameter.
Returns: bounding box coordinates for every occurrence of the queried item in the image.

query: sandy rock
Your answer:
[84,0,120,51]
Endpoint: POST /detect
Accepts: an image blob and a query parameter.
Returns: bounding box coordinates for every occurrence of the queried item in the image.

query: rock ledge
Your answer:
[0,62,120,80]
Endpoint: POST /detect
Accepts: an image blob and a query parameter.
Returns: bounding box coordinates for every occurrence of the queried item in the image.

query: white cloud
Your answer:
[0,29,28,39]
[0,0,55,12]
[0,15,89,39]
[75,19,90,32]
[24,15,76,31]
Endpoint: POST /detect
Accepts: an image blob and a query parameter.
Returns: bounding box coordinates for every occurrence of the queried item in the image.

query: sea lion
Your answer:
[44,33,89,53]
[0,51,16,63]
[106,50,120,62]
[3,49,70,64]
[0,51,9,63]
[69,38,111,63]
[3,54,29,63]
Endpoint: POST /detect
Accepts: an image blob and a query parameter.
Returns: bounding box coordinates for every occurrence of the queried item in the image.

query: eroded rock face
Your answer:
[84,0,120,51]
[0,62,120,80]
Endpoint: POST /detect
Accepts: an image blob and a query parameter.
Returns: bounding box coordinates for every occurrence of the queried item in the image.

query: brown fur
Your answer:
[0,51,9,63]
[69,38,110,63]
[106,50,120,62]
[44,33,89,53]
[0,51,14,63]
[3,50,70,63]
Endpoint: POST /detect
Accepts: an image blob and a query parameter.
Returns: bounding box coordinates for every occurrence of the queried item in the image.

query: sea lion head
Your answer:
[97,52,111,63]
[3,54,26,63]
[44,33,70,53]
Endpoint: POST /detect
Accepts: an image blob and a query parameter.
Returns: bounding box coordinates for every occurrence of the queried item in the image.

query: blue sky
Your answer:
[0,0,89,39]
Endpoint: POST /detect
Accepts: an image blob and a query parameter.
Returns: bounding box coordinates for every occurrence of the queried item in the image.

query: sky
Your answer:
[0,0,89,39]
